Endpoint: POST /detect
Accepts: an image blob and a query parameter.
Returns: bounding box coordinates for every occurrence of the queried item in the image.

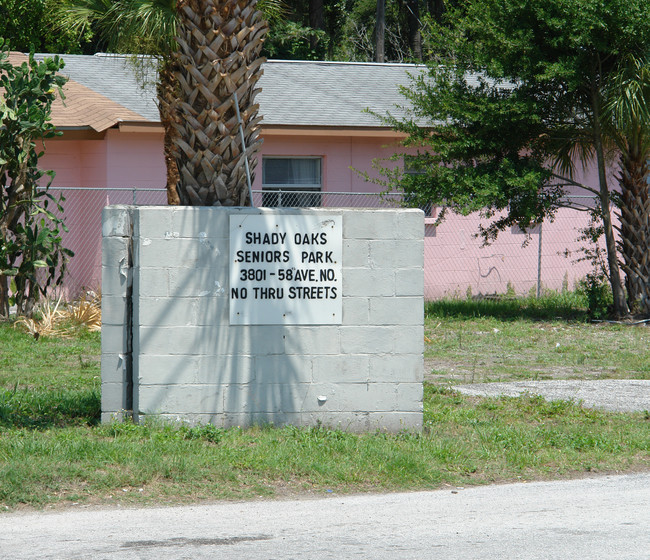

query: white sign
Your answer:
[229,214,342,325]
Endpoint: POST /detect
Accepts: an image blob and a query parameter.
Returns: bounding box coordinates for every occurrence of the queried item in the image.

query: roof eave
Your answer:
[51,127,107,140]
[260,125,407,139]
[118,121,164,133]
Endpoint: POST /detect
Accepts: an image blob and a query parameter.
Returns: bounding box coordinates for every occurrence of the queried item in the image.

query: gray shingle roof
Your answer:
[34,53,160,122]
[260,60,420,127]
[34,54,422,129]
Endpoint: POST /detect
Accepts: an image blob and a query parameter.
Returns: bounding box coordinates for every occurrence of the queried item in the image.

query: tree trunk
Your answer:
[0,275,9,318]
[173,0,268,206]
[427,0,445,23]
[157,60,181,206]
[309,0,324,54]
[405,0,422,61]
[617,132,650,316]
[0,171,32,317]
[376,0,385,63]
[592,91,628,318]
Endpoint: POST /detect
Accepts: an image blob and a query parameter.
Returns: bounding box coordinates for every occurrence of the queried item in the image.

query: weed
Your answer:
[12,293,102,338]
[182,424,225,444]
[577,273,613,320]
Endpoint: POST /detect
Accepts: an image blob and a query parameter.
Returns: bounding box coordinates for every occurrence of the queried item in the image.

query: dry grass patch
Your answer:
[13,293,101,339]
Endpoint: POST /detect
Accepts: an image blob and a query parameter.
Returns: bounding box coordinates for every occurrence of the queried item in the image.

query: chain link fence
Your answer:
[423,209,599,300]
[47,187,598,300]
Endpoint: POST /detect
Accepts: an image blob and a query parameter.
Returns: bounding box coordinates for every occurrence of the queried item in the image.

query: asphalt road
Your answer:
[2,473,649,559]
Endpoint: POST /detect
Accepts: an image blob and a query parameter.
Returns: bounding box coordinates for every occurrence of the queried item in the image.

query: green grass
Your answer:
[426,289,592,321]
[0,325,101,390]
[1,386,648,509]
[425,293,650,383]
[0,295,649,510]
[0,325,100,429]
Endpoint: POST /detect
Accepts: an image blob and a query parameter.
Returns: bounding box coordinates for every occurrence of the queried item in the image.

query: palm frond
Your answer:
[64,292,102,332]
[53,0,115,36]
[104,0,178,54]
[258,0,288,24]
[13,293,102,338]
[14,297,68,339]
[603,53,650,153]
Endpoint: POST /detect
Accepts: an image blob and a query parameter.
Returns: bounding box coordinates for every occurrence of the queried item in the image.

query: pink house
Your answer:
[20,53,599,298]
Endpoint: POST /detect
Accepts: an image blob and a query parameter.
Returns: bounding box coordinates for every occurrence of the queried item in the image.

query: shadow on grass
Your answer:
[0,388,101,429]
[426,294,590,322]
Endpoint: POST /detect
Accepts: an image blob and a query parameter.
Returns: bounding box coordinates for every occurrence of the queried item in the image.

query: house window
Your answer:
[262,157,322,207]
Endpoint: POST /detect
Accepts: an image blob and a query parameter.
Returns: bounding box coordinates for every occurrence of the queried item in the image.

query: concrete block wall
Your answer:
[101,206,133,421]
[101,206,424,432]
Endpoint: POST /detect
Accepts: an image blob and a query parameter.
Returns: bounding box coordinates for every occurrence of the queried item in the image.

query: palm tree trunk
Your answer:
[173,0,268,206]
[157,60,181,206]
[617,133,650,316]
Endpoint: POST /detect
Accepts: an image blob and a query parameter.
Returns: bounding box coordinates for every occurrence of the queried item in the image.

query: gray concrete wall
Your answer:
[102,206,424,432]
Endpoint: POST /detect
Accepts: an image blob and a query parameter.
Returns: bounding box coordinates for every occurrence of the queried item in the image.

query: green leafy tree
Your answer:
[0,43,73,317]
[261,0,346,60]
[0,0,94,53]
[375,0,650,318]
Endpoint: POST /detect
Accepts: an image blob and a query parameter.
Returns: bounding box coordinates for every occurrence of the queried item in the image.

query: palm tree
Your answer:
[56,0,282,205]
[172,0,268,206]
[604,54,650,316]
[547,54,650,318]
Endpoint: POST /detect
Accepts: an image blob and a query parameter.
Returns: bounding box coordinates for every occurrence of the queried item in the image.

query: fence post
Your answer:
[537,222,543,298]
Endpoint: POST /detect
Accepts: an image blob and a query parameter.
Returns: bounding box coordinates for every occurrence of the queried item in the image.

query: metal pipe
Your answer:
[233,92,254,207]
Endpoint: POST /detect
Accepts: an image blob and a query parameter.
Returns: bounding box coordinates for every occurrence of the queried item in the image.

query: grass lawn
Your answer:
[425,296,650,384]
[1,293,649,510]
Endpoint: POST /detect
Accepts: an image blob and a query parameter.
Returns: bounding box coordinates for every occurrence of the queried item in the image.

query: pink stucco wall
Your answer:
[104,129,166,188]
[42,130,165,189]
[41,131,165,294]
[423,209,600,299]
[256,134,402,193]
[40,129,606,299]
[422,163,607,298]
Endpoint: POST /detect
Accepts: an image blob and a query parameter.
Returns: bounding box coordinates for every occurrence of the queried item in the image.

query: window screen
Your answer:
[262,157,322,207]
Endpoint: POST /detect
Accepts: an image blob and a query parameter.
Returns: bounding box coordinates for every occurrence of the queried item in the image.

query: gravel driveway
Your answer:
[453,379,650,413]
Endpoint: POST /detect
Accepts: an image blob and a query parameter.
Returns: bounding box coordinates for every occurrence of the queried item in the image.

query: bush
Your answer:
[578,273,613,319]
